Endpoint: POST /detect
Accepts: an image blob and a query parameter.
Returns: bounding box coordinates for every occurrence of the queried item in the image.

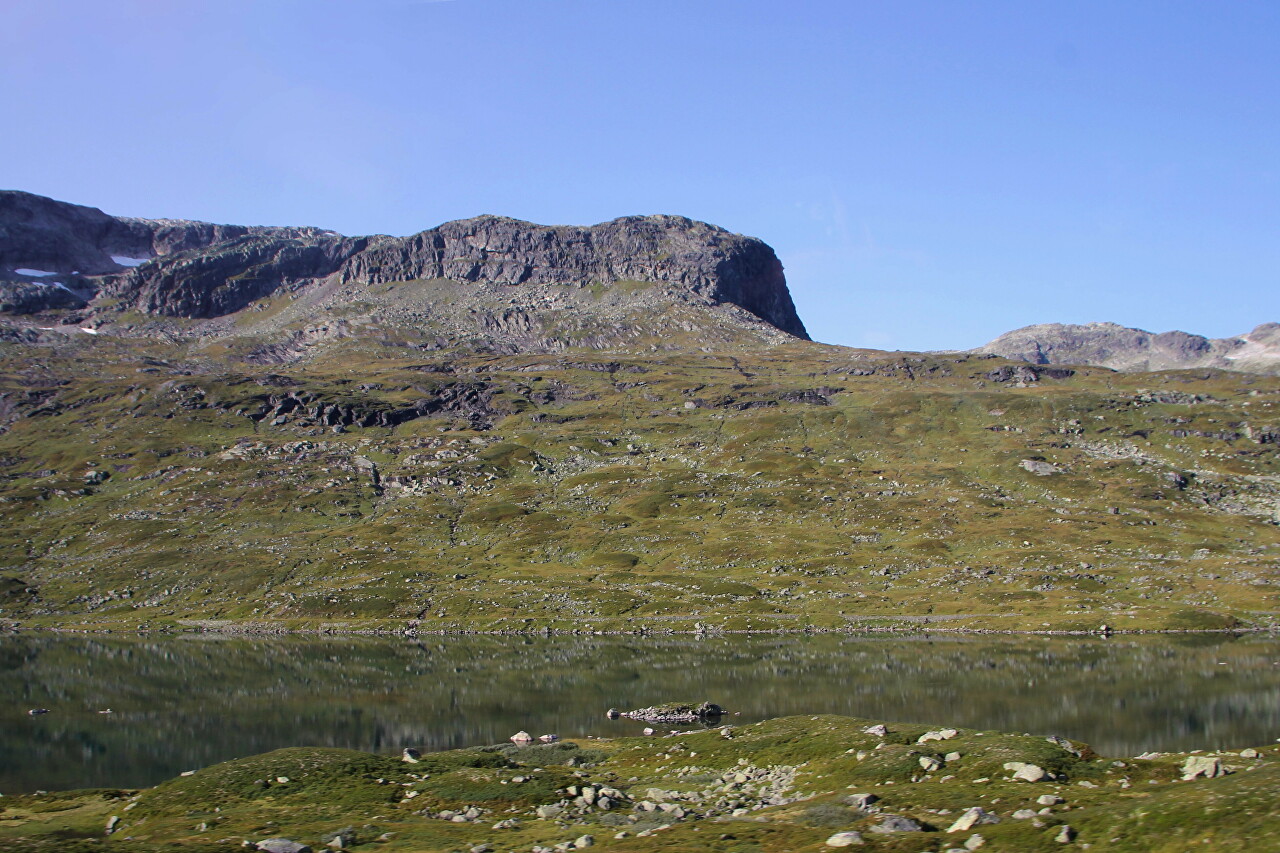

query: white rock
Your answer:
[947,807,1000,833]
[846,793,878,810]
[825,831,864,847]
[864,724,888,736]
[1012,809,1038,819]
[919,755,943,772]
[918,728,959,743]
[1181,755,1226,780]
[1003,761,1049,782]
[510,731,534,745]
[1037,794,1064,806]
[1055,825,1076,843]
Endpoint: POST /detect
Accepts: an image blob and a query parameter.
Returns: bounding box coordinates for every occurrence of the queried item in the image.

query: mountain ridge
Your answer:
[975,321,1280,375]
[0,190,808,345]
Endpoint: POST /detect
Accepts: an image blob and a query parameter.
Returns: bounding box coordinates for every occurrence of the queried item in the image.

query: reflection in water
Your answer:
[2,632,1279,792]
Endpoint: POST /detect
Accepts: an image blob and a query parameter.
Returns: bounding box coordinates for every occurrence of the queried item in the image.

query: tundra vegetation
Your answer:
[0,334,1277,635]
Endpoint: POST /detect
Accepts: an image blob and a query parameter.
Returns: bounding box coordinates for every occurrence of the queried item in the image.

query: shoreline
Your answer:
[3,618,1275,639]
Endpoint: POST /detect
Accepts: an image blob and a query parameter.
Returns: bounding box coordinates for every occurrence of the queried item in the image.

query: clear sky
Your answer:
[3,0,1277,350]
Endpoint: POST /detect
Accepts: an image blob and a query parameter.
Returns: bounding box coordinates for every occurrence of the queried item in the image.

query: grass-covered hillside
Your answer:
[1,316,1277,634]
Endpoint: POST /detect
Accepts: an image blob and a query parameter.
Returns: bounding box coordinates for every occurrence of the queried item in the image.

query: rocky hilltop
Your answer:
[976,321,1280,375]
[0,190,807,344]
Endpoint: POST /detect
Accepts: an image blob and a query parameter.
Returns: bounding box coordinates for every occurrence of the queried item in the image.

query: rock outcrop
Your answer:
[0,191,808,340]
[975,321,1280,375]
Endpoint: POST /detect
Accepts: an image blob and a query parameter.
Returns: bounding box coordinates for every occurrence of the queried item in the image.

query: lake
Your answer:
[3,631,1279,793]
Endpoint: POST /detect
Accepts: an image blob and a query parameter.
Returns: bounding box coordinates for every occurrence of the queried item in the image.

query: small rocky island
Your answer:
[2,712,1275,852]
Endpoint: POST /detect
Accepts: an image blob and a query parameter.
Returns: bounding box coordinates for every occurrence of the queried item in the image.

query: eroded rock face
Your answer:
[976,321,1280,375]
[0,192,808,340]
[0,190,326,278]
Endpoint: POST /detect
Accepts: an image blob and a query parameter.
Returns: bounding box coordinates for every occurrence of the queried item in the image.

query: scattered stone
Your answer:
[947,807,1000,833]
[965,835,986,850]
[864,724,888,737]
[105,815,119,834]
[539,734,559,743]
[1181,756,1226,780]
[1037,794,1064,806]
[919,755,943,772]
[606,708,621,719]
[401,748,421,763]
[492,819,519,829]
[321,828,357,850]
[536,804,563,819]
[1240,748,1259,759]
[510,731,534,745]
[620,702,724,723]
[869,815,923,834]
[918,728,959,743]
[845,793,878,810]
[469,845,491,853]
[1046,735,1083,757]
[946,751,962,762]
[1003,761,1050,782]
[573,835,594,848]
[1012,809,1038,820]
[1020,459,1061,476]
[256,840,312,853]
[1055,825,1076,843]
[825,830,865,847]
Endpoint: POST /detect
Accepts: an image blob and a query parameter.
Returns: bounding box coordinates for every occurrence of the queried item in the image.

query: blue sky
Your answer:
[3,0,1277,349]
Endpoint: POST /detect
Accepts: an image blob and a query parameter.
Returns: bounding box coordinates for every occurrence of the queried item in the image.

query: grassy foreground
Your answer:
[2,712,1277,852]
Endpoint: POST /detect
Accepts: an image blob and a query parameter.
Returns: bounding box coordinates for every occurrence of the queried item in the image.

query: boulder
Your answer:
[869,815,923,834]
[256,840,312,853]
[825,831,865,847]
[510,730,534,745]
[845,793,878,810]
[947,807,1000,833]
[1003,761,1050,782]
[1181,756,1226,780]
[1020,459,1061,476]
[320,828,357,850]
[918,728,959,743]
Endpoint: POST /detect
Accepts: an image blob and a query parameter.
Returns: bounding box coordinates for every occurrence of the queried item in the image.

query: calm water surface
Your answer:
[3,632,1279,792]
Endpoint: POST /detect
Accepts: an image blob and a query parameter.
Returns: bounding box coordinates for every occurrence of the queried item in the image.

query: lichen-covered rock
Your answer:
[947,806,1000,833]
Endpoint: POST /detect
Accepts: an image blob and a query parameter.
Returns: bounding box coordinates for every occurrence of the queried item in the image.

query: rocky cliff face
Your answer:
[0,191,808,340]
[976,322,1280,375]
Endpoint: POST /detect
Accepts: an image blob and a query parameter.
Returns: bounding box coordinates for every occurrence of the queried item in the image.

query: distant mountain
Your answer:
[975,321,1280,375]
[0,190,807,348]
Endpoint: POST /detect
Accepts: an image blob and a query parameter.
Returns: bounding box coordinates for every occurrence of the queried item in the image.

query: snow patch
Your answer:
[80,327,99,335]
[14,268,56,277]
[111,255,150,267]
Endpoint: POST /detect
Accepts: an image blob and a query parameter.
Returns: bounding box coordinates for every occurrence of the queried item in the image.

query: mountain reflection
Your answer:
[3,633,1279,792]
